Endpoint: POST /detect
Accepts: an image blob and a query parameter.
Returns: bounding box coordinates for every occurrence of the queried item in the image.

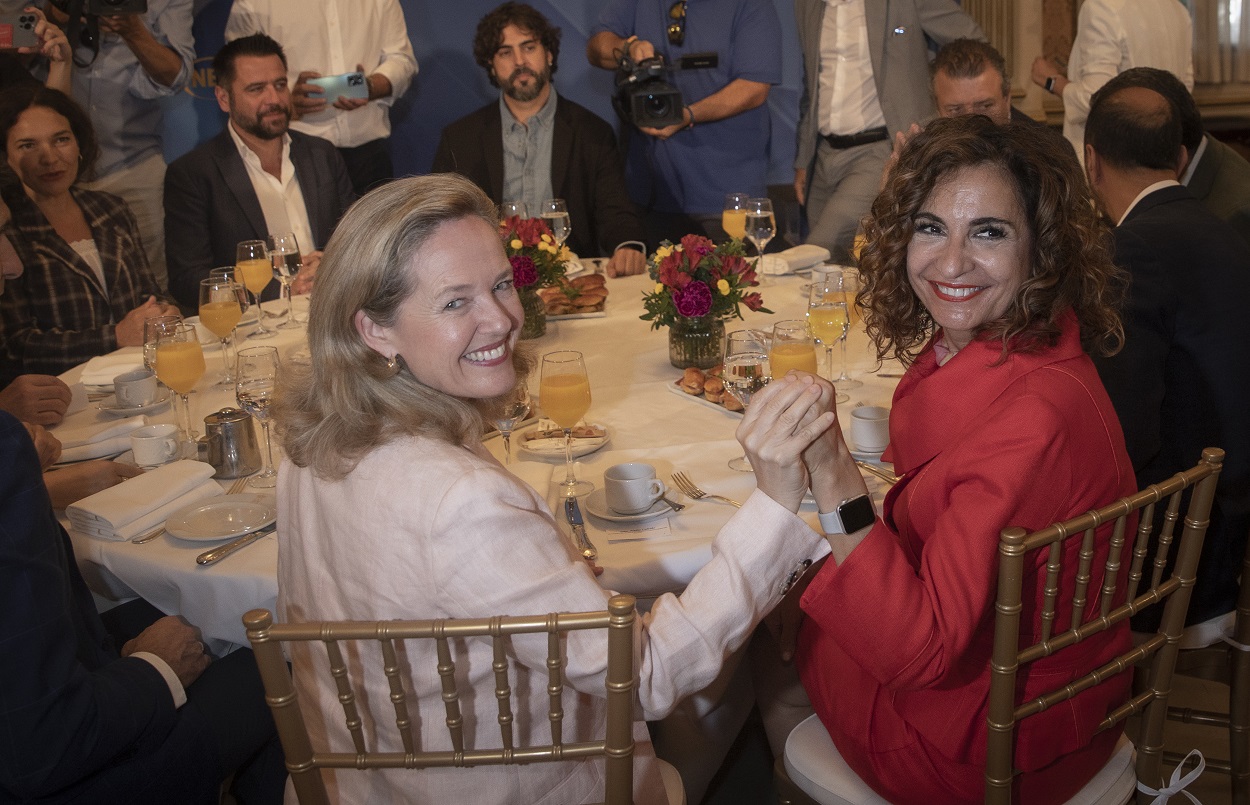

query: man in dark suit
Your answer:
[164,33,355,310]
[433,3,646,277]
[1085,82,1250,634]
[0,413,283,803]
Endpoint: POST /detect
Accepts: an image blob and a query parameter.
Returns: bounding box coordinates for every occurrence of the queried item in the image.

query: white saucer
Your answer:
[97,390,171,417]
[517,421,610,459]
[165,493,277,542]
[583,488,673,523]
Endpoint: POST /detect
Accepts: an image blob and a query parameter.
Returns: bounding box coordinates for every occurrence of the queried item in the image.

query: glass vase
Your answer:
[519,286,547,339]
[668,315,725,369]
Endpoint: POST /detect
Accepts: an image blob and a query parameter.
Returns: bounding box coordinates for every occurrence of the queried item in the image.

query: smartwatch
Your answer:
[1044,76,1059,94]
[818,494,876,535]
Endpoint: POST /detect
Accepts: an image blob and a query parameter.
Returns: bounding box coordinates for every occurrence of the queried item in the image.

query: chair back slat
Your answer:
[243,595,638,804]
[984,448,1224,805]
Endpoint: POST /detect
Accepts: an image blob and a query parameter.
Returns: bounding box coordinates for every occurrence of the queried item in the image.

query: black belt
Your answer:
[823,126,889,149]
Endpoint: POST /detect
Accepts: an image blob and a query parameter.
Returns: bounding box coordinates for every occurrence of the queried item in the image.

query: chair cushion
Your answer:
[783,714,1136,805]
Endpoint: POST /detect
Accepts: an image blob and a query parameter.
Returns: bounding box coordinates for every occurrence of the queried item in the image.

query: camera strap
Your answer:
[61,0,101,69]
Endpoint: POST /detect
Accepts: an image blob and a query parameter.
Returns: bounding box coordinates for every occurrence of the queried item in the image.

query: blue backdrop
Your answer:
[163,0,803,186]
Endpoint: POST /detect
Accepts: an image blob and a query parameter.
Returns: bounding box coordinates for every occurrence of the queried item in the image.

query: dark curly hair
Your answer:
[858,115,1125,366]
[0,85,99,184]
[472,2,560,89]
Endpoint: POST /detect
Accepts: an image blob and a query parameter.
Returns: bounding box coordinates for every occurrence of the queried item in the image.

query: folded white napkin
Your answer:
[776,244,832,272]
[67,460,221,541]
[65,383,89,416]
[54,415,146,462]
[80,352,145,386]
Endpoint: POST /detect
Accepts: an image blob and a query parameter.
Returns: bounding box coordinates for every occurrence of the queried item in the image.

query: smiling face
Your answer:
[357,216,524,401]
[217,54,291,141]
[491,24,552,103]
[6,105,80,199]
[906,163,1033,351]
[933,68,1012,126]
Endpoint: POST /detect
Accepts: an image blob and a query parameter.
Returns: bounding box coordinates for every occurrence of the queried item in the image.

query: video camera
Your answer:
[47,0,148,67]
[614,53,684,129]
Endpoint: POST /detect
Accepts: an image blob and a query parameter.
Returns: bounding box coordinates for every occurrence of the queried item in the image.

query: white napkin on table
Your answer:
[80,352,145,386]
[66,460,221,541]
[54,415,146,462]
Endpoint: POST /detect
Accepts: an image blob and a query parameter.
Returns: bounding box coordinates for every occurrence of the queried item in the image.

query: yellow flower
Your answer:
[654,282,665,295]
[655,245,673,260]
[717,279,731,295]
[510,238,523,250]
[558,246,573,261]
[541,233,553,244]
[538,242,555,254]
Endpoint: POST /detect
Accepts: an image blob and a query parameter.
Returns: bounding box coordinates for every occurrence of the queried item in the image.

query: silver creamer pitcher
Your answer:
[199,407,261,479]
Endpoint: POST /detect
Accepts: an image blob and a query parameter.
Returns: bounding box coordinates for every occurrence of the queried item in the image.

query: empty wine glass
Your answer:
[744,198,775,258]
[501,200,527,219]
[198,277,244,384]
[267,232,302,329]
[540,350,593,497]
[493,382,531,465]
[723,329,771,471]
[722,192,748,243]
[236,346,279,489]
[540,198,572,250]
[153,323,205,447]
[236,240,275,339]
[807,278,852,404]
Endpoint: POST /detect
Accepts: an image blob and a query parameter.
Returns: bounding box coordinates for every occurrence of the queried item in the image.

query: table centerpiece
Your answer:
[501,215,571,339]
[641,234,769,369]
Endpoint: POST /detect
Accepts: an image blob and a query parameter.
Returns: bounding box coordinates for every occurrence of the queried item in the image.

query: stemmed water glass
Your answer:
[267,232,302,329]
[501,201,527,219]
[744,198,775,258]
[723,329,771,471]
[236,346,279,489]
[492,382,531,466]
[540,350,593,497]
[540,198,572,250]
[236,240,275,339]
[198,277,244,384]
[722,192,748,242]
[807,275,853,403]
[153,323,205,448]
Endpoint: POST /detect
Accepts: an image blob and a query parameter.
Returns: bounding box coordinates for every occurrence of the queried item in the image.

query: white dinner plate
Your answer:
[517,421,610,458]
[96,390,171,417]
[165,493,277,542]
[583,488,673,523]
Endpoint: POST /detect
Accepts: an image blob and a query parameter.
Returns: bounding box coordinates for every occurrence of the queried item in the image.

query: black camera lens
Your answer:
[644,94,673,118]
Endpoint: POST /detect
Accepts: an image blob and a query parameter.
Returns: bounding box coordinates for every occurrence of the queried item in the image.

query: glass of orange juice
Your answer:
[540,350,593,497]
[722,193,748,243]
[154,323,206,445]
[236,240,275,340]
[199,277,244,384]
[769,320,818,378]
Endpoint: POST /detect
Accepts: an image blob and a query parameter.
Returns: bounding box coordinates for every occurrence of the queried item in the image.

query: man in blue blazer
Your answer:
[1085,83,1250,634]
[0,413,283,803]
[164,34,355,311]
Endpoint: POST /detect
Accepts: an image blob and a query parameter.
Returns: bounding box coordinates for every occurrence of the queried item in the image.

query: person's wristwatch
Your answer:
[817,494,875,535]
[1044,76,1060,95]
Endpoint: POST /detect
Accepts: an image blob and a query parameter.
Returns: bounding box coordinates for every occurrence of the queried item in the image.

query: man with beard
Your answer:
[162,34,356,311]
[433,3,646,277]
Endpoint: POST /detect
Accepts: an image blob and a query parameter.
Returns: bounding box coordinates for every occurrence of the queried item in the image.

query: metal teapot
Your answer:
[198,407,261,479]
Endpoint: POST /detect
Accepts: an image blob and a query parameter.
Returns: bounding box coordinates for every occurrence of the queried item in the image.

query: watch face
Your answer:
[839,494,876,533]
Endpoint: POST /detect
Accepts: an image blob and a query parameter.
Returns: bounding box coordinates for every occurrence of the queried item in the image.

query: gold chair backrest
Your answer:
[985,447,1224,804]
[243,593,638,805]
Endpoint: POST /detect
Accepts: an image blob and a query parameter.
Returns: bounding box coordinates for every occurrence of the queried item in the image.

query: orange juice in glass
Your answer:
[154,324,206,444]
[236,240,275,339]
[540,350,594,496]
[769,320,817,377]
[199,300,242,338]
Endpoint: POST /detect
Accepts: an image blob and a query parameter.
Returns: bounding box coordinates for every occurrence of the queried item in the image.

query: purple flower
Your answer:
[510,255,538,288]
[675,280,713,318]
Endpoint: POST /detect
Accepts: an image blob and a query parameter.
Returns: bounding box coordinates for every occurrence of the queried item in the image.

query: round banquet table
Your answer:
[57,268,900,649]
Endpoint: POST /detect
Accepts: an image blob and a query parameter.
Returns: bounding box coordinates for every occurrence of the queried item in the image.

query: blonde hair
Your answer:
[275,175,533,479]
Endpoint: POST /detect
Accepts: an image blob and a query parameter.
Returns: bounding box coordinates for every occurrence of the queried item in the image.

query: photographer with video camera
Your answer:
[587,0,781,246]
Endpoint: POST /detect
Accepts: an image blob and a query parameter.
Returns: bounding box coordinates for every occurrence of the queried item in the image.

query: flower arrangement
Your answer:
[501,215,570,290]
[640,235,769,330]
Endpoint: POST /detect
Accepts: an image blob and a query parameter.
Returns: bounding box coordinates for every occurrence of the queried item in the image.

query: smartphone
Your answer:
[0,11,39,50]
[306,71,368,101]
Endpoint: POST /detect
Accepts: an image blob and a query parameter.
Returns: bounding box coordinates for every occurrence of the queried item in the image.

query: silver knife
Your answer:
[564,497,598,561]
[196,523,276,566]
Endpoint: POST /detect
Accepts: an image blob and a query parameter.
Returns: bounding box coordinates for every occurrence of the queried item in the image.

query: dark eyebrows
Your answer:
[970,217,1016,228]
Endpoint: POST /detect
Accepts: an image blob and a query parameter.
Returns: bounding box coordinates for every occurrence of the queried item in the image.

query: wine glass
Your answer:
[153,323,206,447]
[540,350,593,497]
[540,198,572,250]
[722,192,748,243]
[492,382,531,466]
[236,240,275,339]
[198,277,244,384]
[236,346,280,489]
[267,232,302,329]
[723,329,771,471]
[770,320,818,378]
[143,314,181,375]
[807,276,853,404]
[744,198,775,258]
[501,200,527,220]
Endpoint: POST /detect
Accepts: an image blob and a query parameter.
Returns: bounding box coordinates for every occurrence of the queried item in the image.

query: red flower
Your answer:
[675,280,713,317]
[679,234,715,262]
[512,217,552,248]
[742,292,764,312]
[658,254,692,290]
[510,255,538,287]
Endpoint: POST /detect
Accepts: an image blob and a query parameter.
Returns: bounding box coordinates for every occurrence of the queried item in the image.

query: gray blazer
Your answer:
[794,0,984,171]
[1188,134,1250,247]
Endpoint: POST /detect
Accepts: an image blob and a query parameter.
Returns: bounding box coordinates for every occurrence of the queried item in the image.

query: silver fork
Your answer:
[670,472,741,508]
[226,476,250,494]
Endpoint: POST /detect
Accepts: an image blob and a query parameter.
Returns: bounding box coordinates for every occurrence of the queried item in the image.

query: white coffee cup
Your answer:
[113,369,159,408]
[850,405,890,453]
[604,462,667,515]
[130,423,180,467]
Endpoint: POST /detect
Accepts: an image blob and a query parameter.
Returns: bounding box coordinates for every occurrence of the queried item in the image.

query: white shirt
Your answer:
[1062,0,1193,161]
[817,0,886,137]
[225,0,418,149]
[1180,134,1208,186]
[1118,179,1181,226]
[227,124,315,253]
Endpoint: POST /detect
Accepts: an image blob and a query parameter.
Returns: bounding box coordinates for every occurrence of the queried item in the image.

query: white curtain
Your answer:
[1191,0,1250,82]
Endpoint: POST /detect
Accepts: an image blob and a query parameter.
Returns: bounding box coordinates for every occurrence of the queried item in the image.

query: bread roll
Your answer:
[703,376,725,403]
[680,368,705,394]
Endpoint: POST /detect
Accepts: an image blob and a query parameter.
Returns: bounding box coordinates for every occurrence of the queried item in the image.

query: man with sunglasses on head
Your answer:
[587,0,782,247]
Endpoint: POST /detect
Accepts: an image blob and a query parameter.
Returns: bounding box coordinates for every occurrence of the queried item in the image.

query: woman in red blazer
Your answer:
[794,116,1136,804]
